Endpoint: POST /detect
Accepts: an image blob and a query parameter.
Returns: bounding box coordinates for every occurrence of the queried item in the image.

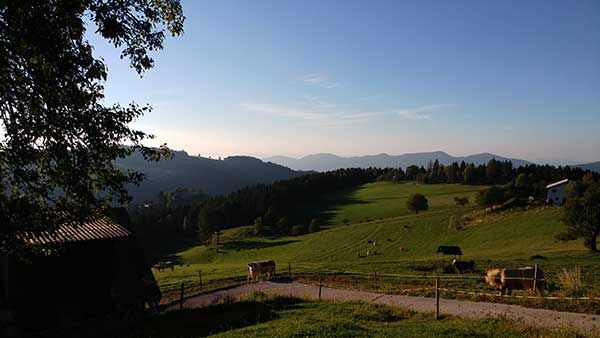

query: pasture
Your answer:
[153,182,599,301]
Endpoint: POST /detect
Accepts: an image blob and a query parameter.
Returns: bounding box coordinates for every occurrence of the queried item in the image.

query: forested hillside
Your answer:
[117,150,306,202]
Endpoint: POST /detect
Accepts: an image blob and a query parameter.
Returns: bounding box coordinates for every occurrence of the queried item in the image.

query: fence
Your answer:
[160,262,600,318]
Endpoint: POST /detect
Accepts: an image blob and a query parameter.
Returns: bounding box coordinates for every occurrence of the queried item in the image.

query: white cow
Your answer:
[247,260,276,281]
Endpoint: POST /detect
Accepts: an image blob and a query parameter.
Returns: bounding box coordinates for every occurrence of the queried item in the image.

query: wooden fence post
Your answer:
[179,283,185,311]
[199,270,203,290]
[288,262,291,278]
[435,278,440,320]
[319,275,322,301]
[533,264,538,292]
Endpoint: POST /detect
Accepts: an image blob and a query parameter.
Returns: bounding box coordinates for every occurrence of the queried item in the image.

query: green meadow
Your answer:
[154,182,598,295]
[141,296,582,338]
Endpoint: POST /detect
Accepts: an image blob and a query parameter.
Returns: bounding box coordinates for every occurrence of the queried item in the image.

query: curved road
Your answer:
[174,281,600,336]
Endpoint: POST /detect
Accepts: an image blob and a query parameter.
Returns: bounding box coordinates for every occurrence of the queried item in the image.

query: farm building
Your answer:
[546,179,568,205]
[0,208,160,337]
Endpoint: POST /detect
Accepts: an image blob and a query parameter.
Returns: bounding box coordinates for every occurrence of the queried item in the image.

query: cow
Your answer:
[452,259,475,274]
[485,267,544,295]
[247,260,276,281]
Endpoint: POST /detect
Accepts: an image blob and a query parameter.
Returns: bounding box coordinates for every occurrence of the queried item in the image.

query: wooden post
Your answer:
[533,264,538,292]
[288,262,291,278]
[199,270,203,290]
[179,283,185,311]
[318,275,322,301]
[435,278,440,320]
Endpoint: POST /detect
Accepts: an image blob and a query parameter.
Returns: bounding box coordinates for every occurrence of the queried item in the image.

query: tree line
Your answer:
[378,159,596,197]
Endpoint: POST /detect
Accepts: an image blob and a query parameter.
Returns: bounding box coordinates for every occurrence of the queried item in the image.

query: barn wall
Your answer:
[547,184,567,205]
[12,239,122,333]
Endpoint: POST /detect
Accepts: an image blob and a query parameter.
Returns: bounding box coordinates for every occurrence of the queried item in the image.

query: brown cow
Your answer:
[247,260,276,281]
[485,267,544,295]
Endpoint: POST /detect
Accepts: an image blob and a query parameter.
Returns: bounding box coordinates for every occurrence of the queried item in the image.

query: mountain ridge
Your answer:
[264,151,532,172]
[117,150,306,202]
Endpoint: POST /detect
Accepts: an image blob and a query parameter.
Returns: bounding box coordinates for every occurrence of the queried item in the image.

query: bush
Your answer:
[309,218,320,233]
[406,193,428,214]
[276,216,291,235]
[476,186,506,211]
[253,217,264,235]
[291,224,307,236]
[454,196,469,206]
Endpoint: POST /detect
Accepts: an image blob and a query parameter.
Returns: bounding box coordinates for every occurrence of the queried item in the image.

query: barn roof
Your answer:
[436,245,463,256]
[546,179,569,189]
[24,217,131,245]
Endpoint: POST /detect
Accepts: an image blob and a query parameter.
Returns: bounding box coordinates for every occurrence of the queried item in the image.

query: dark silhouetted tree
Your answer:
[561,179,600,251]
[0,1,184,255]
[476,186,505,211]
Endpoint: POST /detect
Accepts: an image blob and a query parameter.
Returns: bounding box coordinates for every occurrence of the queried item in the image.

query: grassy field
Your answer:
[153,182,599,300]
[139,295,583,337]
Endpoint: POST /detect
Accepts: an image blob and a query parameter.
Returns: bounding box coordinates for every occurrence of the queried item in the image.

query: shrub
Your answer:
[406,193,428,214]
[454,196,469,206]
[276,216,291,235]
[291,224,307,236]
[253,217,264,235]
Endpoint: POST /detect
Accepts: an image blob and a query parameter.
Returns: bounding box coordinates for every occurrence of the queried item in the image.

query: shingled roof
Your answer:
[24,217,131,245]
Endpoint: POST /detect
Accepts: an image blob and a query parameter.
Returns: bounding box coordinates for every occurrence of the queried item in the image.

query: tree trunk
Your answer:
[591,231,598,252]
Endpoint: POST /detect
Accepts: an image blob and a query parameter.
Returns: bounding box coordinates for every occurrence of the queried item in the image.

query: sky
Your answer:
[89,0,600,164]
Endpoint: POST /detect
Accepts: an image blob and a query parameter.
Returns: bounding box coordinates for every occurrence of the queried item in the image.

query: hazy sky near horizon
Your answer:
[90,0,600,163]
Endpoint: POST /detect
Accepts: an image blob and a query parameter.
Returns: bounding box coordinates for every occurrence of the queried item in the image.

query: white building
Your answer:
[546,179,568,205]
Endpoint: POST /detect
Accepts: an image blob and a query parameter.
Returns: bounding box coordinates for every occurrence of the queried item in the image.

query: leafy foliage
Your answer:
[0,0,184,255]
[406,193,428,214]
[476,186,506,212]
[561,177,600,251]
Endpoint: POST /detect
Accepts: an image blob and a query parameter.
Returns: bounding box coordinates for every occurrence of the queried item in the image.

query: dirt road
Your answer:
[174,281,600,336]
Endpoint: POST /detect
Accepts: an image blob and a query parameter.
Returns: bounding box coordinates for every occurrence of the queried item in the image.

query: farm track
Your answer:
[172,281,600,337]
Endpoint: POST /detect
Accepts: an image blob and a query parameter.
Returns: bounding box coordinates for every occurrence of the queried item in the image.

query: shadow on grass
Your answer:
[135,297,304,338]
[287,187,371,227]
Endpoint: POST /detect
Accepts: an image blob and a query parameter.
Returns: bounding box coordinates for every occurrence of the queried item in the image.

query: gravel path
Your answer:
[173,281,600,336]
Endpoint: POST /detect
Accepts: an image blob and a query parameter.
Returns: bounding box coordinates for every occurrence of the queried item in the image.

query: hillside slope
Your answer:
[153,182,594,290]
[117,150,305,202]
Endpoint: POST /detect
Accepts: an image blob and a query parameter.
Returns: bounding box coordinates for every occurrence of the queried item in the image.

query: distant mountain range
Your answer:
[117,150,305,202]
[264,151,532,172]
[574,161,600,173]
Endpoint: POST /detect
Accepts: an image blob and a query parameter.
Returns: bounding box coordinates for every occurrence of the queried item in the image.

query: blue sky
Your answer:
[90,0,600,163]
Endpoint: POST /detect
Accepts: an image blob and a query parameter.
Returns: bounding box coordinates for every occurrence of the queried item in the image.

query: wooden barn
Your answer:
[0,208,160,336]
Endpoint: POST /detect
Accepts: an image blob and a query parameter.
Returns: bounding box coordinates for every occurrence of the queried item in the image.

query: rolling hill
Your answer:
[264,151,531,172]
[117,150,306,202]
[153,182,597,292]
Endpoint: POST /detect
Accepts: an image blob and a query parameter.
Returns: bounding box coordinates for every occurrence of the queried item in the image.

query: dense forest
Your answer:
[130,159,597,261]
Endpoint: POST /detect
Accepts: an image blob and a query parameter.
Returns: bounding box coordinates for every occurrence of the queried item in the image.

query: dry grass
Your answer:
[557,265,584,297]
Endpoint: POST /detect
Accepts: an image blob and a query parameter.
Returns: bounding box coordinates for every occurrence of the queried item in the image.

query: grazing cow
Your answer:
[247,260,276,281]
[451,259,475,274]
[367,240,374,244]
[485,267,544,295]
